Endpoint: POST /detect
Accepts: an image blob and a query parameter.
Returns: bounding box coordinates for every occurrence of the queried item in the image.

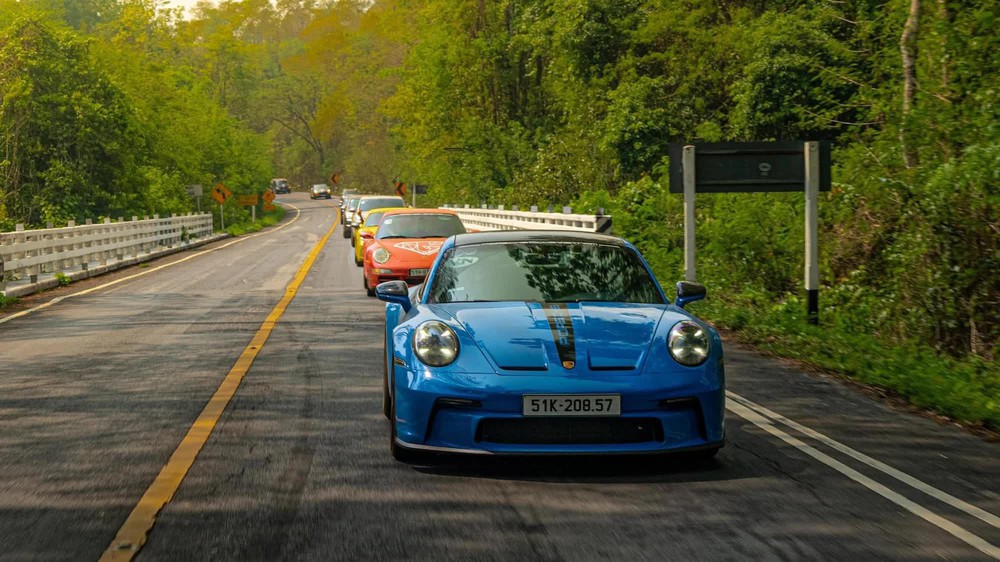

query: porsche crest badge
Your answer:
[562,360,575,369]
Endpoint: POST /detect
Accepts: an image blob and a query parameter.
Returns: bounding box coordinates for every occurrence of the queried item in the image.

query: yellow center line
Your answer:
[99,207,339,562]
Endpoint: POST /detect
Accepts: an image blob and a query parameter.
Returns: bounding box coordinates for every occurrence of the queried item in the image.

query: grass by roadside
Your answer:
[224,205,286,236]
[0,294,19,309]
[691,293,1000,434]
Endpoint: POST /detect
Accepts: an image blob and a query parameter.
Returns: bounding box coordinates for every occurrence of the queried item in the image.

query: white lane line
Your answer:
[0,202,304,326]
[727,391,1000,530]
[727,399,1000,559]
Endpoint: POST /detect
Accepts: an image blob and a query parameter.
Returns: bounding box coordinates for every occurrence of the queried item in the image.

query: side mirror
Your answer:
[376,280,412,312]
[360,230,374,240]
[675,281,706,308]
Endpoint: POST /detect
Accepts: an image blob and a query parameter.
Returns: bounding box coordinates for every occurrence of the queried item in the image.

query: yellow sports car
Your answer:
[353,207,401,266]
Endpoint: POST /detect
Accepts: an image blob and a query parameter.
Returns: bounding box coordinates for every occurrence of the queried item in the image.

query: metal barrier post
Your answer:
[682,145,697,283]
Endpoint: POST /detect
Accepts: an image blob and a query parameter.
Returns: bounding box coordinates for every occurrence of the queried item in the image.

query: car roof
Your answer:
[312,183,328,187]
[359,195,403,200]
[381,208,457,217]
[451,230,625,247]
[272,178,288,181]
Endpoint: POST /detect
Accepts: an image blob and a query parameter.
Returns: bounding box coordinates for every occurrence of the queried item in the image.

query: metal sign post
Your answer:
[670,141,830,323]
[682,146,697,282]
[804,141,820,324]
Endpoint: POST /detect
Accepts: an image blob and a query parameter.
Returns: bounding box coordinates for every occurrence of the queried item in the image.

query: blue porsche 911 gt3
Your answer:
[376,231,725,462]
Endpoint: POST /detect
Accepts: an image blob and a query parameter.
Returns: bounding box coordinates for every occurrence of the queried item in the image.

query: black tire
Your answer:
[355,256,363,267]
[390,397,421,464]
[342,226,350,239]
[686,447,721,464]
[350,235,356,248]
[364,275,376,297]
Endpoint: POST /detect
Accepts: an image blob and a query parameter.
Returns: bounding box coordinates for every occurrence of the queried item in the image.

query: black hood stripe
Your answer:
[540,303,576,368]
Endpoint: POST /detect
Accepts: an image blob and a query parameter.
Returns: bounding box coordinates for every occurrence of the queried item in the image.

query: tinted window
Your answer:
[429,242,664,304]
[376,214,466,239]
[364,211,386,227]
[347,198,361,210]
[359,197,404,212]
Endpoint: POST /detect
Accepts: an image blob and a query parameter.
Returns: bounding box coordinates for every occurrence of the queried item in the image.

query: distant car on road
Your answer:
[349,195,406,247]
[270,178,291,194]
[362,209,466,296]
[375,230,724,463]
[339,188,359,222]
[342,195,364,238]
[310,184,332,199]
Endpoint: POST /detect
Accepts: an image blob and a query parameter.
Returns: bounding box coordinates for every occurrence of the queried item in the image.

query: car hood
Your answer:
[431,301,671,374]
[378,238,447,267]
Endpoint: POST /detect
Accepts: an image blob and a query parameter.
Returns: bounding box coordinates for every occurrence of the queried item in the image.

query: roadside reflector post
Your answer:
[252,205,256,223]
[682,145,697,283]
[804,141,820,325]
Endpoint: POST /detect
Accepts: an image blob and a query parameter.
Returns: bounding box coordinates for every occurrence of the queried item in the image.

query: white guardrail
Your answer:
[0,213,213,292]
[441,205,611,233]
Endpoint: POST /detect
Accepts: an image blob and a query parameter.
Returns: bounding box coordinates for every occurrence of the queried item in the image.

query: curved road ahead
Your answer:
[0,193,997,561]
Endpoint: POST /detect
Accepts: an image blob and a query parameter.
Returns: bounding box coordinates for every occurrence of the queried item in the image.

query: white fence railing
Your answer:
[1,213,213,290]
[441,205,611,233]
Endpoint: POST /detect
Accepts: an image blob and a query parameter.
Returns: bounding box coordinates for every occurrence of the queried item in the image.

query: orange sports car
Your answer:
[362,209,467,296]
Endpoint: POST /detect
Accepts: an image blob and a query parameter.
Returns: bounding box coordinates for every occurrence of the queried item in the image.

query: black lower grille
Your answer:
[476,417,663,445]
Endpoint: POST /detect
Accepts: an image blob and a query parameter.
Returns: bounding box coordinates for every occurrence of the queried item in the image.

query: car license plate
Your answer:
[522,395,621,416]
[409,268,428,277]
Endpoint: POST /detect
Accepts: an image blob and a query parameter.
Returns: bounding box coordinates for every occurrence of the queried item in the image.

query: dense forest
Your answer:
[0,1,996,426]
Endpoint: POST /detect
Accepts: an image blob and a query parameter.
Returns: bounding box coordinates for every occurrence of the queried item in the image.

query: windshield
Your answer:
[275,180,288,187]
[342,189,358,197]
[347,197,361,210]
[376,214,466,240]
[364,212,386,227]
[359,197,404,212]
[312,184,328,190]
[428,242,664,304]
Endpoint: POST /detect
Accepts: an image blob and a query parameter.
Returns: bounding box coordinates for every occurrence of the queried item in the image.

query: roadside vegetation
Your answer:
[223,205,287,237]
[0,1,995,429]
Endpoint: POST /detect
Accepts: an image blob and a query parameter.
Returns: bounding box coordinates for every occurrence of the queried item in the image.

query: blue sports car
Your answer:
[376,231,725,462]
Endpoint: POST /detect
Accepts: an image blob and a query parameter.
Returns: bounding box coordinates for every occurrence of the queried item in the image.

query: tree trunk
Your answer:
[899,0,920,169]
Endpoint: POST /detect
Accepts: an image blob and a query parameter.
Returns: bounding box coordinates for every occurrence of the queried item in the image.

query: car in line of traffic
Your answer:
[346,205,726,465]
[310,184,332,199]
[348,195,406,246]
[270,178,292,194]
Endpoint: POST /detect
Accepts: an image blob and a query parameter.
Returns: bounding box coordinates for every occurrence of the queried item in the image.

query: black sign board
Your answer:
[414,184,429,195]
[668,141,831,193]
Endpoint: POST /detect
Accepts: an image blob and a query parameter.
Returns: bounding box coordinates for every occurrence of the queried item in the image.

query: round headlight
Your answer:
[412,321,459,367]
[372,247,391,264]
[668,321,711,366]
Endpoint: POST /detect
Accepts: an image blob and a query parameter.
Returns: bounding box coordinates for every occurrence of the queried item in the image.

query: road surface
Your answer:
[0,193,996,561]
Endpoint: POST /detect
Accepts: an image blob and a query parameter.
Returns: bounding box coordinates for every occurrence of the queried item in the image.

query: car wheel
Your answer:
[389,389,422,464]
[686,447,720,464]
[342,227,350,239]
[355,255,363,267]
[350,235,356,248]
[364,274,376,297]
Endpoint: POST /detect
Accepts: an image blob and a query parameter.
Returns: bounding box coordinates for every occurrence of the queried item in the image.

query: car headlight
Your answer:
[372,247,391,264]
[412,321,459,367]
[668,321,711,366]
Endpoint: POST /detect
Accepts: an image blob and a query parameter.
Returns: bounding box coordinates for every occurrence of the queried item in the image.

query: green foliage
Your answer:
[53,272,70,286]
[224,205,286,237]
[0,294,19,308]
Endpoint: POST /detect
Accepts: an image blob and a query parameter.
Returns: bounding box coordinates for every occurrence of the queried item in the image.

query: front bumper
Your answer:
[392,368,725,455]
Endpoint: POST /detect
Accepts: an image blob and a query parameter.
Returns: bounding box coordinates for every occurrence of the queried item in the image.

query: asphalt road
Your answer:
[0,193,997,561]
